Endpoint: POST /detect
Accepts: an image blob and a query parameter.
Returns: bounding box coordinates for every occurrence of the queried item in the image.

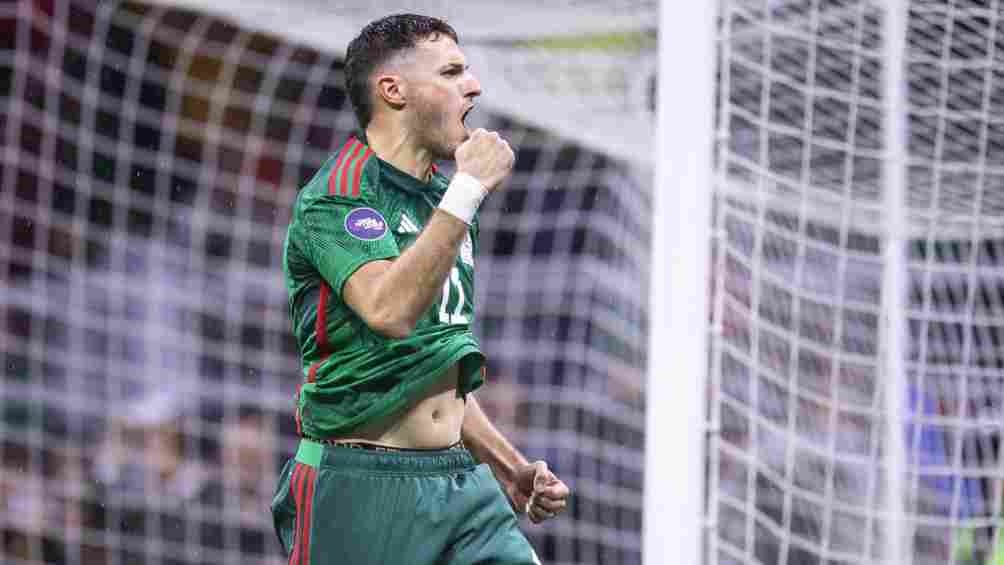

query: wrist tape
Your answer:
[438,172,488,225]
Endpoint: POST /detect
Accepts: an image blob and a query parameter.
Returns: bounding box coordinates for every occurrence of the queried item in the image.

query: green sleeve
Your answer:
[301,193,399,297]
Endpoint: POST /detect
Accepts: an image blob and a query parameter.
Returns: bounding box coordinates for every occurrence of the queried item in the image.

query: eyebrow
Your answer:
[439,62,468,72]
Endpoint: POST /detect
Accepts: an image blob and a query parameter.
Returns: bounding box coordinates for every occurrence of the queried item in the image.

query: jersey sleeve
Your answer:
[300,190,400,297]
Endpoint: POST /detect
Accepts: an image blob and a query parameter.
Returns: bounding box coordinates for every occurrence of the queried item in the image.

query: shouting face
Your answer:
[399,36,481,159]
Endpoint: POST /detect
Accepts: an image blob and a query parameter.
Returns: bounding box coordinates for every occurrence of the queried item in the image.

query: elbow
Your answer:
[345,276,416,338]
[364,309,415,340]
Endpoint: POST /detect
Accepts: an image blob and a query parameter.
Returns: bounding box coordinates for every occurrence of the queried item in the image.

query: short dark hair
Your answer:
[345,14,459,129]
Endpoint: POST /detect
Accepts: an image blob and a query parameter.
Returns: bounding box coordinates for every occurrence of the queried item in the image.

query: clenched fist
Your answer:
[455,128,514,192]
[507,460,570,524]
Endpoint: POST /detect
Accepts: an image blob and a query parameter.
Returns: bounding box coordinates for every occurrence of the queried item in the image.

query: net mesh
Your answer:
[710,1,1004,564]
[0,1,649,564]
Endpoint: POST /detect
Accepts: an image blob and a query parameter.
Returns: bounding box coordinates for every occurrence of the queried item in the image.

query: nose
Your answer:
[464,72,482,99]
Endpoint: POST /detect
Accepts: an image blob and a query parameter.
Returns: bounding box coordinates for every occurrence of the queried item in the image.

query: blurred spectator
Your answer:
[91,390,224,565]
[219,405,279,563]
[1,438,98,564]
[2,440,50,564]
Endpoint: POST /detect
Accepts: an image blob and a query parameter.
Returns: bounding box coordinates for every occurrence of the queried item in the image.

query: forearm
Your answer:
[363,210,467,333]
[462,394,528,486]
[463,391,571,524]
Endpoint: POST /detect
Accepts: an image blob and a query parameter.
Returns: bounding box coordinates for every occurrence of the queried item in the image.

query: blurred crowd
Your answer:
[0,393,284,565]
[0,375,539,565]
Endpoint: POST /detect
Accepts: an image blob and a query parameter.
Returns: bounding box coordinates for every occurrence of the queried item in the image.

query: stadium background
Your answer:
[1,1,649,564]
[6,1,1004,565]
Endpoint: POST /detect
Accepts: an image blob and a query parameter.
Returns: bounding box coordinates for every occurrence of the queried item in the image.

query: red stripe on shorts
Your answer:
[300,466,318,565]
[288,464,305,565]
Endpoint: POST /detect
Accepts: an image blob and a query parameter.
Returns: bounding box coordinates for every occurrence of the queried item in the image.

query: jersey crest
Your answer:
[344,208,388,241]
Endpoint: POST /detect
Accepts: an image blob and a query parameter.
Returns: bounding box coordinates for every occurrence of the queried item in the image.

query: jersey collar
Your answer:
[347,131,449,198]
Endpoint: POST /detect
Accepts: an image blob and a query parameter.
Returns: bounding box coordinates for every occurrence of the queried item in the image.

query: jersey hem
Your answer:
[299,344,485,439]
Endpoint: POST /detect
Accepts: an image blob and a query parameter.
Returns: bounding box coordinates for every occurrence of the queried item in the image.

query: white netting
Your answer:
[0,1,648,564]
[710,1,1004,564]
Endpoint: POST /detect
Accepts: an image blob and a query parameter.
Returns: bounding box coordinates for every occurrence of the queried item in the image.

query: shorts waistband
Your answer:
[295,438,478,475]
[308,436,466,452]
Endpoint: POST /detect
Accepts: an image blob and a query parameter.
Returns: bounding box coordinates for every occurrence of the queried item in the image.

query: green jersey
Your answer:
[283,135,485,439]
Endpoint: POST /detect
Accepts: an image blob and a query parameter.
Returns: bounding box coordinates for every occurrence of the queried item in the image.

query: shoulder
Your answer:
[297,139,384,214]
[325,137,380,200]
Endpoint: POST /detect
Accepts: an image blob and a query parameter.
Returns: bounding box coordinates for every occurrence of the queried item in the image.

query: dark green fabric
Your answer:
[297,328,483,438]
[271,440,540,564]
[283,136,485,438]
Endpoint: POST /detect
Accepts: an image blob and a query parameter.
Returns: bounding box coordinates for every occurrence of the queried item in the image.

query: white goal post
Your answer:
[644,1,717,565]
[5,1,1004,565]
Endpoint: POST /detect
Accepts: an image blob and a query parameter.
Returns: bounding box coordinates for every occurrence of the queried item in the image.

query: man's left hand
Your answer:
[507,461,570,523]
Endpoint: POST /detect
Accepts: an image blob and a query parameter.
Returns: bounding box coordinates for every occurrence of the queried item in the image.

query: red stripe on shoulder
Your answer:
[327,140,355,195]
[350,149,374,198]
[338,142,365,197]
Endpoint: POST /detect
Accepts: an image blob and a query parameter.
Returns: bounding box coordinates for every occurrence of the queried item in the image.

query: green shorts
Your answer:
[271,439,541,564]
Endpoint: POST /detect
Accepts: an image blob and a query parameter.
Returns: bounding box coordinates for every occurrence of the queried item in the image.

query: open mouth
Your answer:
[461,105,474,128]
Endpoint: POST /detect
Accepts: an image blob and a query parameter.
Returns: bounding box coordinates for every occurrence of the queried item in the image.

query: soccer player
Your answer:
[271,13,570,564]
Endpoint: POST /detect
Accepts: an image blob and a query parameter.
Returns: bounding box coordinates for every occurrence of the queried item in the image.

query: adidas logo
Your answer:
[397,214,420,234]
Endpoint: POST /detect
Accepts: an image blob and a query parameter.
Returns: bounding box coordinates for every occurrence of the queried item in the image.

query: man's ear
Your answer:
[375,73,406,110]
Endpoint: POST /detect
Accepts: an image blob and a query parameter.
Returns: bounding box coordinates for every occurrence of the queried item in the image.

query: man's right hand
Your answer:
[455,128,515,192]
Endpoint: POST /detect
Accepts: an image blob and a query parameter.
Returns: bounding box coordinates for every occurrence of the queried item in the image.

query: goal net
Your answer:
[6,0,1002,564]
[1,1,651,565]
[708,1,1004,564]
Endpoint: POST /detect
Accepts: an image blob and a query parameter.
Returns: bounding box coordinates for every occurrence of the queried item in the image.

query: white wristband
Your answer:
[438,172,489,225]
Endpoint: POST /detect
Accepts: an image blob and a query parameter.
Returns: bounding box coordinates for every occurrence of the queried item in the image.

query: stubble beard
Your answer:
[413,98,461,161]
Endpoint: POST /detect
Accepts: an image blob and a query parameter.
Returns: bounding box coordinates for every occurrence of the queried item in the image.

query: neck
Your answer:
[365,120,435,182]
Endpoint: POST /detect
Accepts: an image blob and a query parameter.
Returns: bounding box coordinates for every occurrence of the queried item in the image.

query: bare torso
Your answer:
[331,364,466,449]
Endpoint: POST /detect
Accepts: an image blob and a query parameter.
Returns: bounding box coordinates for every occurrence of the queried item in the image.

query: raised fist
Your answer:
[455,128,515,192]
